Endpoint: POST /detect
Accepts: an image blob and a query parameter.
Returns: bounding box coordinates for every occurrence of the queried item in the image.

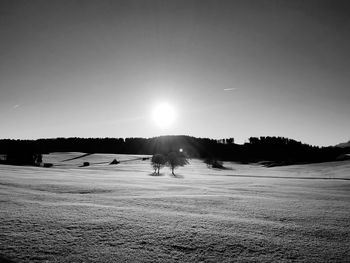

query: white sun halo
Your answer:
[152,102,176,129]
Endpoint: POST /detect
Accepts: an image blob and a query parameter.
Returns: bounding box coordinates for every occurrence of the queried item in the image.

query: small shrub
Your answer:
[211,160,224,169]
[110,159,119,165]
[204,158,226,169]
[204,158,213,167]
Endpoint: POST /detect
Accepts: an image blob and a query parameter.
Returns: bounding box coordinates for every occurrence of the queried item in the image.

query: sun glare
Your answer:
[152,102,176,129]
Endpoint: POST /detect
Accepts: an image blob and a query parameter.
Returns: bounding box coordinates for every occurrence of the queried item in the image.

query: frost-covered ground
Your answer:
[1,153,349,262]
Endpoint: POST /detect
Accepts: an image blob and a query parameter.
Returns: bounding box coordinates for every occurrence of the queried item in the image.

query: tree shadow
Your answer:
[212,166,234,171]
[148,172,165,177]
[170,173,184,179]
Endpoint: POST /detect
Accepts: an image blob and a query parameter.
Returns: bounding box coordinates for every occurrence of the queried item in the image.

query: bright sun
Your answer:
[152,102,176,129]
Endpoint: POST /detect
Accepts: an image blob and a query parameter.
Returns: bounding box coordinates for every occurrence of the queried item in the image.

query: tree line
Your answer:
[0,136,348,166]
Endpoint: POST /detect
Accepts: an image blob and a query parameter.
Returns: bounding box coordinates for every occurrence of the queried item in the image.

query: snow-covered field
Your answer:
[1,153,349,262]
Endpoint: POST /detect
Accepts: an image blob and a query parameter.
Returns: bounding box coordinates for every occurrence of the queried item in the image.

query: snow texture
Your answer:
[1,153,349,262]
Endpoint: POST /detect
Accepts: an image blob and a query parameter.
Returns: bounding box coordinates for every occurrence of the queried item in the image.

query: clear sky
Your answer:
[1,0,349,146]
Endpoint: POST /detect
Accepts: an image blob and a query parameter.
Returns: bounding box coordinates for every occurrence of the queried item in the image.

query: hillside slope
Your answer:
[1,154,349,262]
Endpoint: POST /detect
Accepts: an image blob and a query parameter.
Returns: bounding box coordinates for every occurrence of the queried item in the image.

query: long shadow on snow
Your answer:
[221,174,350,181]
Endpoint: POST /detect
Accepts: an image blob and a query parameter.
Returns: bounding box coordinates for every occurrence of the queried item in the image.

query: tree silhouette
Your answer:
[151,154,166,175]
[166,151,189,176]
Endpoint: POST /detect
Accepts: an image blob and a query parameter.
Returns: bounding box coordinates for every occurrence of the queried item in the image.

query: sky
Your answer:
[0,0,349,146]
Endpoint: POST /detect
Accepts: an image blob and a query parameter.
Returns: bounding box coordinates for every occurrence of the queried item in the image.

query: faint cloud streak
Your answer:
[223,88,237,91]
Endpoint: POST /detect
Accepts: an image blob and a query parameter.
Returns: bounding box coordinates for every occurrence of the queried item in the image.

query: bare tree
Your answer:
[151,154,166,175]
[166,151,189,176]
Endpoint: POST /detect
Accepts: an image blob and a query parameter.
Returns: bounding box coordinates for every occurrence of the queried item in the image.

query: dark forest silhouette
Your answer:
[0,136,349,166]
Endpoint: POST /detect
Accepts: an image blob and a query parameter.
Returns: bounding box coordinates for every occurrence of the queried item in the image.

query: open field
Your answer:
[1,153,350,262]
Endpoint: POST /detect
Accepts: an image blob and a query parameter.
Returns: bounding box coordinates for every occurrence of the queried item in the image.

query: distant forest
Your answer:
[0,136,349,166]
